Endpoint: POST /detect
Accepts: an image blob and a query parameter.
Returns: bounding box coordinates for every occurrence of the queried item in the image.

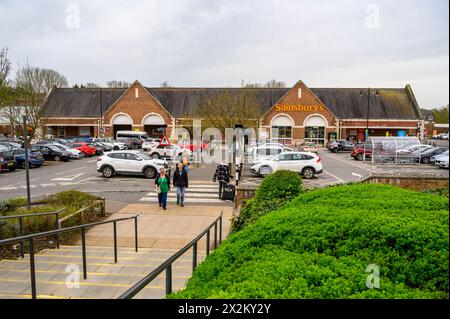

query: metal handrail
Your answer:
[0,208,65,258]
[0,212,142,299]
[119,211,223,299]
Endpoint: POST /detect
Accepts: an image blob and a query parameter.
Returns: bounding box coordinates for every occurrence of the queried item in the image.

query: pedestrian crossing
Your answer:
[139,183,232,205]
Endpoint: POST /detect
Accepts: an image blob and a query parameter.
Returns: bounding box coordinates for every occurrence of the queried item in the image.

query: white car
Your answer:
[93,138,127,150]
[148,144,192,159]
[142,138,161,151]
[434,151,449,169]
[96,150,169,178]
[251,151,323,179]
[247,142,287,155]
[250,145,293,163]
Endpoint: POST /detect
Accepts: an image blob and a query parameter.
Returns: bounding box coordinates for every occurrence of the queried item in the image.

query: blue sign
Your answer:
[398,130,406,137]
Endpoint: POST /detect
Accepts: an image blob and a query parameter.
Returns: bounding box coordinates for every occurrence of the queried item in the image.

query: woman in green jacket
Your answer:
[155,168,170,210]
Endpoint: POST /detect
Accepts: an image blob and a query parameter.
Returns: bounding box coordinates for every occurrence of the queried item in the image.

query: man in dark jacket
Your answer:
[213,162,230,199]
[173,162,189,207]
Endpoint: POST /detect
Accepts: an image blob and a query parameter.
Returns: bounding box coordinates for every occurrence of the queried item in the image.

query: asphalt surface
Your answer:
[0,148,448,203]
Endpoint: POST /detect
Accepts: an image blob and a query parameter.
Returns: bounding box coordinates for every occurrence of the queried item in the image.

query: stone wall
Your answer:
[361,173,449,192]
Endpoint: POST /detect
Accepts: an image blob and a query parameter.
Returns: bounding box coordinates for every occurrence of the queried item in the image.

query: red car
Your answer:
[351,144,373,161]
[72,142,96,158]
[180,142,209,152]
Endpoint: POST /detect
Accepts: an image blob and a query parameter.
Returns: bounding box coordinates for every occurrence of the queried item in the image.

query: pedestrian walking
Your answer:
[173,162,189,207]
[155,168,170,210]
[213,161,230,199]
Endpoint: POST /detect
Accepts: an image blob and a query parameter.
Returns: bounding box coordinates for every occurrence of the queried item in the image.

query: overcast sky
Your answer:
[0,0,448,109]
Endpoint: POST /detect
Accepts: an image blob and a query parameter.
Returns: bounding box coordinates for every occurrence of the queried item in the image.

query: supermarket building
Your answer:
[40,80,422,145]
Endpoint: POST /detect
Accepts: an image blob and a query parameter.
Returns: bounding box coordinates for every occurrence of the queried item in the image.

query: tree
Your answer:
[432,105,449,124]
[194,89,262,133]
[10,63,68,139]
[0,48,11,85]
[160,81,171,88]
[106,80,130,88]
[243,79,287,88]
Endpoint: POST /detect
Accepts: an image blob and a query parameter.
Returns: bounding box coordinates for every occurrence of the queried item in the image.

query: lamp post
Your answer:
[360,88,378,141]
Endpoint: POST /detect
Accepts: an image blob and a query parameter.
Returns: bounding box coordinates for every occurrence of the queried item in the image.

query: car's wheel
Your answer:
[21,162,27,169]
[421,157,430,164]
[332,148,338,153]
[302,167,315,179]
[113,146,119,151]
[54,155,61,162]
[259,166,272,176]
[102,166,114,178]
[144,167,157,179]
[357,153,364,161]
[151,153,160,159]
[9,167,16,171]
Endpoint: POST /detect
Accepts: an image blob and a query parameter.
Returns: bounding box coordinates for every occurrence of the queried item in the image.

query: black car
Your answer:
[328,140,355,153]
[36,138,70,146]
[418,147,448,164]
[30,145,72,162]
[92,142,111,153]
[0,144,16,172]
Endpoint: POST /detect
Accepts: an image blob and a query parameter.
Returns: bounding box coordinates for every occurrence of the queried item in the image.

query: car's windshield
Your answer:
[48,145,62,152]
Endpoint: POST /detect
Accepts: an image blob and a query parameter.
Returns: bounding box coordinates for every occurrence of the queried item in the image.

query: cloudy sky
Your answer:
[0,0,448,109]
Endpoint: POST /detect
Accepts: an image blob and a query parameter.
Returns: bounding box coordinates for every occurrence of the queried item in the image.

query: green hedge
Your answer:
[232,170,302,232]
[171,184,449,299]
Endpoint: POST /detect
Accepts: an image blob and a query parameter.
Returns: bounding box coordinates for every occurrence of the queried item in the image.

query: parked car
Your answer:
[90,142,105,155]
[328,140,355,153]
[414,147,448,164]
[149,144,192,159]
[0,141,22,150]
[30,145,71,162]
[301,142,319,154]
[47,143,82,159]
[396,144,432,155]
[92,138,127,150]
[93,141,112,152]
[250,145,292,163]
[247,142,286,155]
[71,142,97,158]
[116,137,134,150]
[36,138,70,146]
[251,151,323,179]
[180,142,209,152]
[13,149,44,169]
[434,151,449,169]
[351,144,373,161]
[97,150,169,179]
[0,144,16,171]
[142,138,161,151]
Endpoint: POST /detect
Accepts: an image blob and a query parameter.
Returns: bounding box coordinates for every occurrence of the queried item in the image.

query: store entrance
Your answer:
[144,125,167,138]
[304,126,325,145]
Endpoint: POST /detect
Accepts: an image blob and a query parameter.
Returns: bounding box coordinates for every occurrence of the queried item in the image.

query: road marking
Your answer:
[87,160,97,163]
[351,172,363,178]
[73,176,98,184]
[52,172,84,181]
[321,152,372,172]
[322,170,346,183]
[55,167,86,175]
[40,183,56,187]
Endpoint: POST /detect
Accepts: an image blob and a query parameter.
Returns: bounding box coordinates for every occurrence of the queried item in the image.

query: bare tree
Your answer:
[83,83,100,88]
[106,80,131,88]
[160,81,171,88]
[9,63,68,139]
[0,48,11,85]
[244,79,286,88]
[194,89,262,132]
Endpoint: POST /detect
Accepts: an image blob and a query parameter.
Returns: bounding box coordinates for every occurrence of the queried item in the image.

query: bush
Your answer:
[232,170,302,232]
[171,184,449,299]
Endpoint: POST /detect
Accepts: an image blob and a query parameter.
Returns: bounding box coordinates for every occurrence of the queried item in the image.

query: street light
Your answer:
[360,88,379,141]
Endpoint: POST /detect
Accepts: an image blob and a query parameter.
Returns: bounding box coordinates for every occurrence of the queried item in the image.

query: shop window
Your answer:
[272,126,292,139]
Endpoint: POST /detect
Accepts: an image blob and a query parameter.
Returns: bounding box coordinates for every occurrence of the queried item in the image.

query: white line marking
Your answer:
[351,172,362,178]
[52,172,84,181]
[321,153,372,172]
[322,170,346,183]
[55,167,86,175]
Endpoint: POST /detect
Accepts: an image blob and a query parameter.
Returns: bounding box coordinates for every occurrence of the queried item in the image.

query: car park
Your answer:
[47,143,82,159]
[251,151,323,179]
[412,147,447,164]
[30,145,72,162]
[96,150,169,179]
[351,144,373,161]
[71,142,97,158]
[116,137,134,150]
[13,149,44,169]
[149,144,192,159]
[0,144,16,171]
[327,140,355,153]
[93,141,113,152]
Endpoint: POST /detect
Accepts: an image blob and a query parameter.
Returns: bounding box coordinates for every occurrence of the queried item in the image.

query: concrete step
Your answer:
[0,244,212,299]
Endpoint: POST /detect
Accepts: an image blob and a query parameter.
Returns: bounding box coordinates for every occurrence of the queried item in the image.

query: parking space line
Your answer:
[322,170,346,183]
[55,167,86,175]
